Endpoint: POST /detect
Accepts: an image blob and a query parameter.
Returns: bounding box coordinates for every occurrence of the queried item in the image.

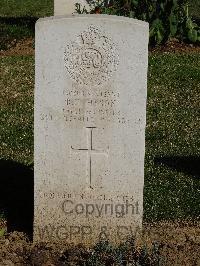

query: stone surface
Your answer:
[34,15,149,245]
[54,0,89,16]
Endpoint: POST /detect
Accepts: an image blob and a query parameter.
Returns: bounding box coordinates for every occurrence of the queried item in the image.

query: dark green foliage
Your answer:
[76,0,200,45]
[85,239,164,265]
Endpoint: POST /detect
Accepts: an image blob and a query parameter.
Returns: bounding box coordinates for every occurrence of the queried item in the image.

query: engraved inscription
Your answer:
[64,25,119,86]
[39,192,136,202]
[62,86,128,124]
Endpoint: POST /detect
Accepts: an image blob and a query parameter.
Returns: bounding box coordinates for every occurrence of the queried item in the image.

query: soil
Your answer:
[0,38,34,57]
[150,38,200,54]
[0,38,200,57]
[0,221,200,265]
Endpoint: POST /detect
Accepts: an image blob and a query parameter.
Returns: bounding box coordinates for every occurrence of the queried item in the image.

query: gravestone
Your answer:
[34,14,149,245]
[54,0,89,16]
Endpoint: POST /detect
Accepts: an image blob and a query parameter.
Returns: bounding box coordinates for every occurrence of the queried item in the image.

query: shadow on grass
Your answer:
[0,16,38,49]
[0,159,33,239]
[0,16,38,31]
[154,156,200,178]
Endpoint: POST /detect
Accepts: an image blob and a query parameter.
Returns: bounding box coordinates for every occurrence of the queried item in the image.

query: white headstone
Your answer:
[54,0,89,16]
[34,15,149,245]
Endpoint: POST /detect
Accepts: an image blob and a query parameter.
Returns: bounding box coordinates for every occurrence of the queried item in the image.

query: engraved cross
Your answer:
[71,127,109,189]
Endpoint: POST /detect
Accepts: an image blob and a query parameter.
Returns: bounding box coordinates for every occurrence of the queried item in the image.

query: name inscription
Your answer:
[40,87,129,125]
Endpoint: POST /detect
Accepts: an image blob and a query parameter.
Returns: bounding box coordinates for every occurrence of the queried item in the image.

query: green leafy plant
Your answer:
[0,228,6,237]
[75,0,200,46]
[85,239,164,265]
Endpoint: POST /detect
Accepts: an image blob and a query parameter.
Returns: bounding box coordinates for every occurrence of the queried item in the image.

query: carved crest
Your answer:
[64,25,119,86]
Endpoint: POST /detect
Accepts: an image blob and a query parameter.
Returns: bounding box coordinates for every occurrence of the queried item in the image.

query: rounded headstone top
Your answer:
[36,14,149,29]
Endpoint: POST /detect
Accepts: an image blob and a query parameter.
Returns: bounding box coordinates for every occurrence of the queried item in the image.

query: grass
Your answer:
[145,53,200,221]
[0,17,36,50]
[0,56,34,165]
[0,53,199,222]
[0,0,53,17]
[0,0,53,50]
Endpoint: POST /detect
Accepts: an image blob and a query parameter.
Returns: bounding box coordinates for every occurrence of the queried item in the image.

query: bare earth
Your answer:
[0,221,199,265]
[0,38,34,56]
[0,38,200,57]
[150,38,200,54]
